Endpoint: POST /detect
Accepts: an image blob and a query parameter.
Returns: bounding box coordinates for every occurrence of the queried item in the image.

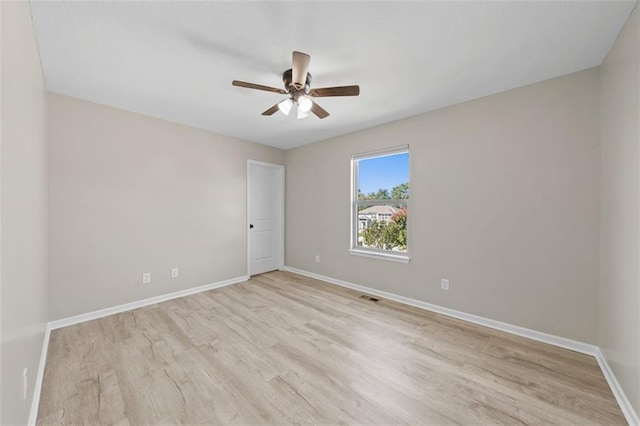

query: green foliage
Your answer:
[361,207,407,251]
[362,220,386,248]
[390,208,407,248]
[391,183,409,200]
[373,188,390,200]
[359,183,408,201]
[359,188,390,200]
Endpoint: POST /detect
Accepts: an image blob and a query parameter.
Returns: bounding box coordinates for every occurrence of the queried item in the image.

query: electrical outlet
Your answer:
[315,255,320,263]
[142,272,151,284]
[441,278,449,291]
[22,368,28,400]
[171,267,179,278]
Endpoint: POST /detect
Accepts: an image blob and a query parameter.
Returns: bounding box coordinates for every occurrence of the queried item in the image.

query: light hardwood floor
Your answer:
[37,271,625,425]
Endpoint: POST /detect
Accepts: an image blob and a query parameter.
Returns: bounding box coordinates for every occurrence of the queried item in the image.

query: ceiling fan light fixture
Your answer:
[298,96,312,113]
[297,108,309,119]
[278,98,293,115]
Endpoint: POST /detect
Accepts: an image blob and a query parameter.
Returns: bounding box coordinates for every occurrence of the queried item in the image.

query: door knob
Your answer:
[249,224,254,229]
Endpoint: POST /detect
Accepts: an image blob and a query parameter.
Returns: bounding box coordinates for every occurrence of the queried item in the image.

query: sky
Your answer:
[358,152,409,195]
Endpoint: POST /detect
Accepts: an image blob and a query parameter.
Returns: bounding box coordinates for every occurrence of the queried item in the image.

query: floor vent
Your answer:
[360,295,379,302]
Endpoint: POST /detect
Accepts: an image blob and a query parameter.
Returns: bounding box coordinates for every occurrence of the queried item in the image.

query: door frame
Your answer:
[247,160,285,277]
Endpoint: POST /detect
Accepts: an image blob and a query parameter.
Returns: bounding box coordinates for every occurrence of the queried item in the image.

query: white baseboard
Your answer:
[49,275,249,330]
[28,323,51,426]
[283,266,638,425]
[595,348,640,426]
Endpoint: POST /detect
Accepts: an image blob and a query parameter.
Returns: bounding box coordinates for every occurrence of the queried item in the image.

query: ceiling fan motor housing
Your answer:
[283,69,312,93]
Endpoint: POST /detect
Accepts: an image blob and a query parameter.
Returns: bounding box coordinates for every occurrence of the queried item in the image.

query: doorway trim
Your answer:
[247,160,285,277]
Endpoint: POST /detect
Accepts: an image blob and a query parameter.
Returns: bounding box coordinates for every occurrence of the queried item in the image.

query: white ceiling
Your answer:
[31,1,636,150]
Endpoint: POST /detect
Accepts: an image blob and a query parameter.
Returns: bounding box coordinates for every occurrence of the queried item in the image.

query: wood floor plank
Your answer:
[37,271,626,425]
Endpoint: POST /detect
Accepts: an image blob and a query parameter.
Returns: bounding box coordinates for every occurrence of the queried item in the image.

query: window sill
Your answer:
[348,248,410,264]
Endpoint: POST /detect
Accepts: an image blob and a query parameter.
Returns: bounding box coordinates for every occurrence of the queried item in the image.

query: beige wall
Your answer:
[48,93,284,320]
[286,68,601,344]
[600,4,640,415]
[1,1,49,424]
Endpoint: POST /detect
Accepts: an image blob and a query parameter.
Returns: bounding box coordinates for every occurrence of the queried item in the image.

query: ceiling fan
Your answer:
[232,51,360,119]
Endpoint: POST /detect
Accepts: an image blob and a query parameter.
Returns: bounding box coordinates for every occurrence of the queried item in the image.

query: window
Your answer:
[351,146,409,262]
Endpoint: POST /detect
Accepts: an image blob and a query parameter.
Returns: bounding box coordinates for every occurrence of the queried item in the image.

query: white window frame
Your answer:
[349,145,410,263]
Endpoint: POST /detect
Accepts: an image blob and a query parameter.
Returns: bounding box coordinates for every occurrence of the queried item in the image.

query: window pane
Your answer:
[358,152,409,200]
[356,202,407,252]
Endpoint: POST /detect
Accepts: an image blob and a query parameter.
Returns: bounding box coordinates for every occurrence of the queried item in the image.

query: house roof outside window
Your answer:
[359,205,401,215]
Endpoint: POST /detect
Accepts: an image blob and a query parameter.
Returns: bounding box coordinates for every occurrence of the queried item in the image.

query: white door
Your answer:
[248,161,284,276]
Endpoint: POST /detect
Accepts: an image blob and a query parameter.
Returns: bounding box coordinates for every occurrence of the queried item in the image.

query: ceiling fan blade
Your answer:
[232,80,287,94]
[308,85,360,97]
[261,103,280,116]
[309,100,330,119]
[291,51,310,89]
